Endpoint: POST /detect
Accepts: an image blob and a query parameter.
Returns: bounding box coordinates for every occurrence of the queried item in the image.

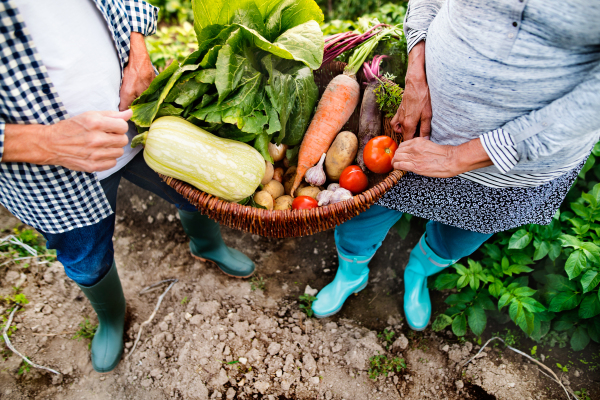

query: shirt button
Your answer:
[512,21,518,27]
[508,33,515,39]
[41,84,51,95]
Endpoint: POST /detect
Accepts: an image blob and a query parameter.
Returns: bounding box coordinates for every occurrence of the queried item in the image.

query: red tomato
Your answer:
[363,136,398,174]
[339,165,368,194]
[292,196,318,210]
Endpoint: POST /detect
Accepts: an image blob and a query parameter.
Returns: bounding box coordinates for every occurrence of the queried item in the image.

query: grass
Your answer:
[0,227,56,266]
[250,276,267,291]
[368,353,406,380]
[17,360,30,375]
[72,318,98,349]
[298,294,317,318]
[574,388,591,400]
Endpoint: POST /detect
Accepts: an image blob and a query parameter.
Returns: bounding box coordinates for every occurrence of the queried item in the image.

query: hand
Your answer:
[41,110,133,172]
[391,41,432,141]
[392,137,493,178]
[3,110,132,172]
[119,32,155,111]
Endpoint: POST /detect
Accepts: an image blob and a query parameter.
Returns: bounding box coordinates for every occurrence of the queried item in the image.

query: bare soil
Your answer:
[0,180,598,400]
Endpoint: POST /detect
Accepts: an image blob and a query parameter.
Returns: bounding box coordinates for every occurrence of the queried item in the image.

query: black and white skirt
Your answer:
[376,160,585,234]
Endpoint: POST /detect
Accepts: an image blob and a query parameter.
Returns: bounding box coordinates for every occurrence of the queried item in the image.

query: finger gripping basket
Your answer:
[160,61,405,238]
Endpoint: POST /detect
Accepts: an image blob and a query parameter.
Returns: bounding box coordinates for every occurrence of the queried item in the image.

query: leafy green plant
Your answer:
[180,296,189,304]
[428,143,600,352]
[250,276,267,291]
[17,360,30,376]
[556,362,568,373]
[72,319,98,349]
[374,74,403,118]
[368,353,406,380]
[377,328,395,349]
[574,388,591,400]
[0,228,56,265]
[147,0,193,24]
[146,22,198,71]
[298,294,318,318]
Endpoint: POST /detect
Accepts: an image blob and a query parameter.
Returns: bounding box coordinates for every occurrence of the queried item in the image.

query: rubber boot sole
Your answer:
[406,320,428,332]
[191,253,255,279]
[314,281,368,319]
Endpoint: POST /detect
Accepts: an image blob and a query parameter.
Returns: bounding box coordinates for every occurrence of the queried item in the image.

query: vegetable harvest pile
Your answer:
[132,0,406,211]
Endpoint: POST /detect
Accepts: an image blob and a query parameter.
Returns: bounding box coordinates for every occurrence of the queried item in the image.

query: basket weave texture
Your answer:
[160,61,405,238]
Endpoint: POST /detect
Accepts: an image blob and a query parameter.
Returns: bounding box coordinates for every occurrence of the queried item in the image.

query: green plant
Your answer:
[368,353,406,380]
[373,74,403,118]
[17,360,30,375]
[574,388,591,400]
[539,330,569,349]
[250,276,267,291]
[556,362,568,373]
[72,319,98,349]
[530,345,537,357]
[377,328,395,349]
[0,228,56,265]
[180,296,189,304]
[429,146,600,351]
[146,22,198,71]
[298,294,318,318]
[147,0,193,24]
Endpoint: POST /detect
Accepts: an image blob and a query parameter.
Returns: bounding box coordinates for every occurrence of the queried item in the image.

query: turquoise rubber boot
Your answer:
[77,262,126,373]
[178,210,255,278]
[312,234,380,318]
[404,235,457,331]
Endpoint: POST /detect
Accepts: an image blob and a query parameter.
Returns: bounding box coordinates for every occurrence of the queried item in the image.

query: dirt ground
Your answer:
[0,180,598,400]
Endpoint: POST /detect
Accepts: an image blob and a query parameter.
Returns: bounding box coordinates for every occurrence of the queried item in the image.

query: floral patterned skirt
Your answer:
[376,160,585,234]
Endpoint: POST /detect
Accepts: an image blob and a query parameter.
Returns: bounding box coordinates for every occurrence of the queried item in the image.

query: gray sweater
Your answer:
[404,0,600,176]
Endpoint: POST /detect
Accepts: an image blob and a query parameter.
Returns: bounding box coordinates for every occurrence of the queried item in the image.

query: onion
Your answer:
[268,142,288,162]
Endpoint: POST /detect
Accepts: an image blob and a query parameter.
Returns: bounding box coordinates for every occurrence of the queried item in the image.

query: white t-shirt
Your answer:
[15,0,141,180]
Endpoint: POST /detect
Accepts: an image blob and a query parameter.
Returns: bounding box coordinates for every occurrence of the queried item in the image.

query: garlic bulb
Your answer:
[305,153,327,186]
[330,188,353,204]
[327,183,340,192]
[316,190,334,206]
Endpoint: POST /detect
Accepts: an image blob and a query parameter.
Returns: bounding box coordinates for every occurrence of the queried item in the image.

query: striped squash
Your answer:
[132,117,265,202]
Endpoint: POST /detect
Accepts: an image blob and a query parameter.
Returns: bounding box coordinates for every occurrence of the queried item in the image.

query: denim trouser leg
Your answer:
[39,152,198,286]
[335,205,493,260]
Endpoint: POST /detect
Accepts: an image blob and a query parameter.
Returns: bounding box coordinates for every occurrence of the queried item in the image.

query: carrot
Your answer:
[291,73,360,195]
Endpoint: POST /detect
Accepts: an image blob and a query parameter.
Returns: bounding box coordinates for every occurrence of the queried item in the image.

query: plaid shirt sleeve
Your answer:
[125,0,159,36]
[0,121,5,162]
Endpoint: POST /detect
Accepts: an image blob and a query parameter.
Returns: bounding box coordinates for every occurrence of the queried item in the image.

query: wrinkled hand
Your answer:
[392,137,459,177]
[119,32,155,111]
[392,137,494,178]
[391,41,432,141]
[41,110,132,172]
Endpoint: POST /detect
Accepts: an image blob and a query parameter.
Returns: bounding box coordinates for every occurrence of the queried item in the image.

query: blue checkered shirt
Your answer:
[0,0,158,233]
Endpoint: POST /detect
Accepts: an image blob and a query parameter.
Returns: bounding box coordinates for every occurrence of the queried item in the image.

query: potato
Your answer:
[254,191,273,210]
[296,186,321,200]
[263,180,284,200]
[261,161,274,185]
[273,167,284,183]
[274,195,293,210]
[325,131,358,181]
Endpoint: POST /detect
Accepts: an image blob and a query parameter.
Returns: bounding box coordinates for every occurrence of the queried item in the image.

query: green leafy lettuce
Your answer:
[131,0,324,159]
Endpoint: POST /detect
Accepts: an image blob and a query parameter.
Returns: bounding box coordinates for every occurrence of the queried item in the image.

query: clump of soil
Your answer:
[0,181,596,399]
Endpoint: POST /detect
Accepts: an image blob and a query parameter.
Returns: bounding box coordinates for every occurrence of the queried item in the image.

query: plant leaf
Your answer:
[580,270,600,293]
[548,290,582,312]
[578,293,600,319]
[508,229,532,249]
[466,305,486,336]
[432,314,453,332]
[565,249,587,280]
[570,326,590,351]
[451,313,467,337]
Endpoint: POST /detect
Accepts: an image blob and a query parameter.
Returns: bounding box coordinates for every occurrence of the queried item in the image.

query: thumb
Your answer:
[99,109,133,121]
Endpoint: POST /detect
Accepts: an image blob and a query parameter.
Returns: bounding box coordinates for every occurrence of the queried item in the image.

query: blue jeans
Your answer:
[335,205,493,260]
[39,152,198,286]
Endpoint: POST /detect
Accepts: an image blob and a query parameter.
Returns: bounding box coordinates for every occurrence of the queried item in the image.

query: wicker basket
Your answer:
[159,61,405,238]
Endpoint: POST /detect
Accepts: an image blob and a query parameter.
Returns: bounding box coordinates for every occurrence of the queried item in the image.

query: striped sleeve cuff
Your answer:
[480,129,519,173]
[125,0,159,36]
[0,121,4,162]
[406,28,427,54]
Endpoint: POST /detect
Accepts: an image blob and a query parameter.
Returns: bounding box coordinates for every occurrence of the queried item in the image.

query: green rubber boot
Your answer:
[178,210,255,278]
[77,262,126,373]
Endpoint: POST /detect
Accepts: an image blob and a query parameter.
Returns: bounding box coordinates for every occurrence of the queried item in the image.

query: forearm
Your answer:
[2,124,50,164]
[129,32,150,64]
[450,138,493,174]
